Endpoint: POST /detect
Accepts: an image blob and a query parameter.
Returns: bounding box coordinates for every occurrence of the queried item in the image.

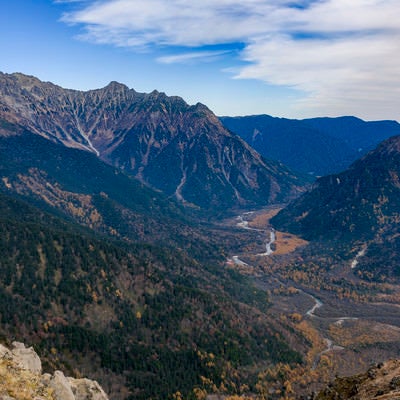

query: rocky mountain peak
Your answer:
[0,72,306,210]
[3,71,45,89]
[192,102,211,112]
[104,80,129,91]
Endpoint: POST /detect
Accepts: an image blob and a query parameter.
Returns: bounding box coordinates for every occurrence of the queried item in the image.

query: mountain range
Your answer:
[0,72,305,212]
[0,72,307,399]
[1,70,400,399]
[221,114,400,176]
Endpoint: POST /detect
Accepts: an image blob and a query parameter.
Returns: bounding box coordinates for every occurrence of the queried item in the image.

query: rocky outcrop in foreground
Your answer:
[316,359,400,400]
[0,342,108,400]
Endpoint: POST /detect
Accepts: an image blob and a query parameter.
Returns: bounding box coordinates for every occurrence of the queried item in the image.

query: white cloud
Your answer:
[237,32,400,118]
[60,0,288,46]
[59,0,400,119]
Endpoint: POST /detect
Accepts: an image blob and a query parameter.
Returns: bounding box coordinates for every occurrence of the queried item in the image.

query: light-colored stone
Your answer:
[50,370,76,400]
[69,377,109,400]
[11,341,42,374]
[0,344,12,359]
[0,342,109,400]
[41,372,52,386]
[12,341,25,349]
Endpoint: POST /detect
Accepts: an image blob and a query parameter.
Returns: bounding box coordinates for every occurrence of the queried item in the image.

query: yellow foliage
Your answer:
[287,286,299,295]
[193,387,207,400]
[0,359,54,400]
[172,391,183,400]
[91,291,99,302]
[288,313,303,323]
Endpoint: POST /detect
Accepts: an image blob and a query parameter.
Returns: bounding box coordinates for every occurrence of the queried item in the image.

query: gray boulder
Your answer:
[0,344,11,360]
[69,378,109,400]
[50,370,76,400]
[11,341,42,374]
[0,342,109,400]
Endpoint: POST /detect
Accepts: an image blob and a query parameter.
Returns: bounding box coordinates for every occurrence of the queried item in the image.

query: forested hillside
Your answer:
[272,135,400,280]
[0,191,303,399]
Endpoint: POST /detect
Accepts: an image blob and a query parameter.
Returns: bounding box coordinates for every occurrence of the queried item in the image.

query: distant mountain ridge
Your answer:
[0,72,305,211]
[220,114,400,176]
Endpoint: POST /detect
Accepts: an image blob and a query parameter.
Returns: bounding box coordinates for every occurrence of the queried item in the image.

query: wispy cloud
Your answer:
[60,0,278,46]
[58,0,400,119]
[157,50,231,64]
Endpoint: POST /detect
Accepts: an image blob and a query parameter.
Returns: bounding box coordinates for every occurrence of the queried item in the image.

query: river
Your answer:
[232,212,354,369]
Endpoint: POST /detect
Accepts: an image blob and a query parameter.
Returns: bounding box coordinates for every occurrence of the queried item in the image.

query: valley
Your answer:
[0,72,400,399]
[222,208,400,397]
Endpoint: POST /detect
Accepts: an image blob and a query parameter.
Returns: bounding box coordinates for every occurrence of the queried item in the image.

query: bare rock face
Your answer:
[0,342,109,400]
[0,71,306,211]
[69,378,109,400]
[11,341,42,375]
[316,359,400,399]
[0,344,11,359]
[51,371,76,400]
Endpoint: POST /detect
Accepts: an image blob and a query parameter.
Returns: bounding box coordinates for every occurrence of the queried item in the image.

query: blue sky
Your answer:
[1,0,399,121]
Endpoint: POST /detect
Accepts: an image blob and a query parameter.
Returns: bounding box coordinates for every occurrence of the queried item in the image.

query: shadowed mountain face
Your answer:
[0,72,305,211]
[0,126,199,248]
[272,136,400,278]
[221,115,400,176]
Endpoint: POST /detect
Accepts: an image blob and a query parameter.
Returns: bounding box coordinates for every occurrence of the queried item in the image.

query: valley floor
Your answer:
[222,208,400,398]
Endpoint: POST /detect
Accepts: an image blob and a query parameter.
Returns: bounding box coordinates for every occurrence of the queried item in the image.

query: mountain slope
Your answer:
[0,89,306,399]
[0,72,305,210]
[0,121,213,251]
[0,191,303,399]
[221,115,400,176]
[271,136,400,279]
